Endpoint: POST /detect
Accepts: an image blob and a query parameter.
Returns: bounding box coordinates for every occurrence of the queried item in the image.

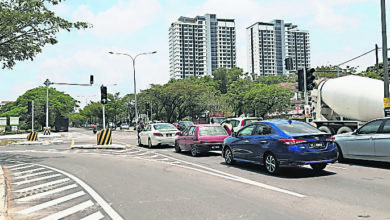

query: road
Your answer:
[0,127,389,219]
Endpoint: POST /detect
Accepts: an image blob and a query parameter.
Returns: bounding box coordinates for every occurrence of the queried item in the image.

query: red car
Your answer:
[174,124,229,157]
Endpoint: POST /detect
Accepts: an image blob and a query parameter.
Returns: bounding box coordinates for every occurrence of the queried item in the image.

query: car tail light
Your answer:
[195,140,208,144]
[278,139,307,145]
[153,132,163,136]
[175,131,182,136]
[241,120,245,126]
[326,136,335,142]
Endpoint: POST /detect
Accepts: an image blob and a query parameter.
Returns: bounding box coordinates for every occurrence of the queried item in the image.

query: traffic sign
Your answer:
[384,98,390,108]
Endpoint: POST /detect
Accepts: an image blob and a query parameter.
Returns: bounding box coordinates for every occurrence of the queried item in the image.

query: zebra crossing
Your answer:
[5,162,123,220]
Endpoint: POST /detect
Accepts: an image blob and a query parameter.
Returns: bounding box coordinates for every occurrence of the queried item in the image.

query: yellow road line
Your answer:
[70,139,75,148]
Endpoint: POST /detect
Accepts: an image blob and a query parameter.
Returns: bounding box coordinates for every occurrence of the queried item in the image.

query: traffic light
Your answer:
[101,86,108,104]
[306,68,316,90]
[90,75,94,85]
[296,69,304,91]
[27,101,32,113]
[146,103,150,112]
[285,57,293,70]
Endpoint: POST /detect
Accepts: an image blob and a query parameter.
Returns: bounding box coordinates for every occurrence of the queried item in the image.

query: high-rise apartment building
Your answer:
[169,14,236,79]
[247,20,310,76]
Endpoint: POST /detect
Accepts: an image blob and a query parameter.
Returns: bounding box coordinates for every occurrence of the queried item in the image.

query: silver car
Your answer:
[335,117,390,162]
[138,123,181,148]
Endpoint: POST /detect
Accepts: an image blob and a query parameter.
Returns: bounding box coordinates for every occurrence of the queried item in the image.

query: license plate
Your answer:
[166,134,172,137]
[309,142,324,149]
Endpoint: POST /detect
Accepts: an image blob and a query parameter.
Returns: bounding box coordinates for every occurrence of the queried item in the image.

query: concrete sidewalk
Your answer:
[0,133,61,140]
[0,167,7,220]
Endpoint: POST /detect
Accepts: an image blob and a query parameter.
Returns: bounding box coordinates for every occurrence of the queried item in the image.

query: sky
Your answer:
[0,0,385,107]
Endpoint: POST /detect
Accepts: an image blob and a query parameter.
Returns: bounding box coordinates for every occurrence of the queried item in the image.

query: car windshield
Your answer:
[213,118,225,124]
[182,121,194,125]
[121,124,128,126]
[243,119,262,126]
[276,122,322,134]
[153,124,176,130]
[199,126,227,136]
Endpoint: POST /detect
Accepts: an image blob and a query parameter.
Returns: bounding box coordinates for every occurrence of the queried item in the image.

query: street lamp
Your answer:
[109,50,157,123]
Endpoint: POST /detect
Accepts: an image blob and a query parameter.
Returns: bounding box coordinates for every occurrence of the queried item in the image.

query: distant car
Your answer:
[335,117,390,162]
[120,123,129,130]
[138,123,181,148]
[221,117,262,132]
[175,124,229,157]
[177,121,195,131]
[222,120,338,175]
[210,117,226,124]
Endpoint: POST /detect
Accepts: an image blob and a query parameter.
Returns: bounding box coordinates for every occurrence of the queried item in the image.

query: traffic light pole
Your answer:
[303,34,309,123]
[102,104,106,130]
[32,100,34,132]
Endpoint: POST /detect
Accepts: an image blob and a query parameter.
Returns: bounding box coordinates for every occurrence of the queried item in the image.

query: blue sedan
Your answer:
[222,120,338,175]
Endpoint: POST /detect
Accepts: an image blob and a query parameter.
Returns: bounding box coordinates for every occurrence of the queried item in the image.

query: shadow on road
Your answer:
[340,159,390,170]
[220,161,336,179]
[0,153,54,165]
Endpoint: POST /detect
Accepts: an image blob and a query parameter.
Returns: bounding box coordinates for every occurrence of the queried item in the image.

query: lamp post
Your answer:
[109,51,157,123]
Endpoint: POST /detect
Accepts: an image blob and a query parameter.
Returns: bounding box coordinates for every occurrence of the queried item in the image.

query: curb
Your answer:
[0,166,7,220]
[71,144,126,150]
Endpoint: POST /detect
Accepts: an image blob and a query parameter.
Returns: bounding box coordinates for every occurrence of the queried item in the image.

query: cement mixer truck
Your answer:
[310,75,387,135]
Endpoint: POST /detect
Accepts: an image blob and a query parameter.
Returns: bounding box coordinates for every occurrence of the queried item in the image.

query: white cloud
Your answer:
[72,0,162,39]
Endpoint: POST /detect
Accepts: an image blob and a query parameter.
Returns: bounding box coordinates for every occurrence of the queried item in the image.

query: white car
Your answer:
[220,117,263,132]
[120,123,129,130]
[138,123,181,148]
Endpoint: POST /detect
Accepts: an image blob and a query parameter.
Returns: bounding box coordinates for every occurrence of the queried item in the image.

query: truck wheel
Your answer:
[337,126,353,134]
[318,126,334,134]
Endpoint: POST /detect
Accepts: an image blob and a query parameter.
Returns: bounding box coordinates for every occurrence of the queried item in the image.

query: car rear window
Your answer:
[199,126,227,136]
[154,124,176,130]
[276,123,322,134]
[243,119,262,126]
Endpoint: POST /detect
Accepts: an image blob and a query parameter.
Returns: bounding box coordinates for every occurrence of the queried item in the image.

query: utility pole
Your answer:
[381,0,390,116]
[381,0,389,98]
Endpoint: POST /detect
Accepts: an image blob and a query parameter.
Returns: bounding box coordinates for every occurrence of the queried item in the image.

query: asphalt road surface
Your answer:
[1,127,389,219]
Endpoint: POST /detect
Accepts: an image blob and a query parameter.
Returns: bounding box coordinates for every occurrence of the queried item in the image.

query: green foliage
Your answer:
[0,87,78,129]
[0,0,90,69]
[244,84,294,119]
[212,67,244,94]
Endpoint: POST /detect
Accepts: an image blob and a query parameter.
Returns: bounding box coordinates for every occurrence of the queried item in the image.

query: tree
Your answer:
[226,78,256,117]
[0,87,78,129]
[212,67,244,94]
[105,92,125,125]
[0,0,90,69]
[244,84,294,119]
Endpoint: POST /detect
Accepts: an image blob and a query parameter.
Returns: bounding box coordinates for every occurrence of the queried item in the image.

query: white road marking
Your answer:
[328,165,347,170]
[14,170,54,180]
[13,167,46,175]
[35,163,124,220]
[144,152,307,198]
[13,174,62,185]
[7,163,27,168]
[9,164,35,171]
[16,191,86,214]
[15,178,71,193]
[39,200,94,220]
[16,184,78,202]
[80,211,104,220]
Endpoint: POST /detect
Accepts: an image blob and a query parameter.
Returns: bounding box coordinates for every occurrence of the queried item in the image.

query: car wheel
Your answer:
[191,145,198,157]
[310,163,327,171]
[224,147,235,165]
[336,143,344,162]
[148,138,153,149]
[138,137,142,146]
[175,141,181,153]
[264,153,280,175]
